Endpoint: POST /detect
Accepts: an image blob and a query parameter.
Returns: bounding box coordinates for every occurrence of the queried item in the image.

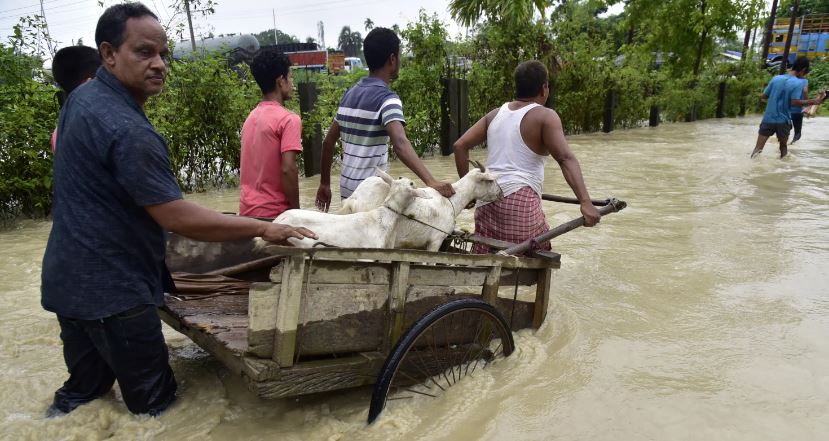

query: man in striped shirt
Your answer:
[315,27,454,211]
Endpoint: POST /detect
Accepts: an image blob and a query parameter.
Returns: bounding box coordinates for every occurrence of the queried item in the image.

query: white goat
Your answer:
[338,162,502,251]
[267,176,430,249]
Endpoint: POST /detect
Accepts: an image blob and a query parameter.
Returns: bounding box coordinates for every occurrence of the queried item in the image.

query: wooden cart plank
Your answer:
[159,306,244,375]
[270,260,540,287]
[258,245,559,269]
[481,264,502,304]
[273,255,305,367]
[247,282,278,358]
[387,262,410,349]
[246,352,386,399]
[532,267,553,328]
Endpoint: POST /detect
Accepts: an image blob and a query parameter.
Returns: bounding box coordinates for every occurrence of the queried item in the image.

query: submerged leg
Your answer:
[751,134,770,158]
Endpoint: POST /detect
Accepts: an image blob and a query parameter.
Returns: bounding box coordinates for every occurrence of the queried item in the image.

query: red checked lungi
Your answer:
[472,186,551,255]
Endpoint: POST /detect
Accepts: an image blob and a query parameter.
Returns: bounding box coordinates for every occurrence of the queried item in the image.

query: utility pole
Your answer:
[780,0,801,73]
[760,0,779,69]
[39,0,55,57]
[273,9,278,45]
[184,0,196,51]
[318,21,325,49]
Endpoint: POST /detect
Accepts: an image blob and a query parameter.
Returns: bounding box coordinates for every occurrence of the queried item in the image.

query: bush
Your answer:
[0,44,58,221]
[395,11,450,155]
[145,54,260,192]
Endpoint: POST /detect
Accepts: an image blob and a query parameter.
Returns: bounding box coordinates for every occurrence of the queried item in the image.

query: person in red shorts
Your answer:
[239,47,302,218]
[453,60,600,255]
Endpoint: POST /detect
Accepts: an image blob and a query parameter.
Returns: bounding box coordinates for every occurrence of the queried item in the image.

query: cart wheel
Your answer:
[367,298,515,424]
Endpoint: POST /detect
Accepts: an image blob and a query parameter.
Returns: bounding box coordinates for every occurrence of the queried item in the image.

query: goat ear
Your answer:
[481,172,497,181]
[413,188,433,199]
[375,168,393,184]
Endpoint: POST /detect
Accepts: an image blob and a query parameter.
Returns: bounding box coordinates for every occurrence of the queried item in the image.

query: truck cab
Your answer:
[344,57,364,72]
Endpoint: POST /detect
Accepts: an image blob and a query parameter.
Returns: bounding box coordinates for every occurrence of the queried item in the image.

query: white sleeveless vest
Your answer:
[484,102,549,199]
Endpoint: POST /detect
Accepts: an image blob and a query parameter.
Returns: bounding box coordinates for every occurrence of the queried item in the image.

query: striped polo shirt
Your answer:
[335,76,405,199]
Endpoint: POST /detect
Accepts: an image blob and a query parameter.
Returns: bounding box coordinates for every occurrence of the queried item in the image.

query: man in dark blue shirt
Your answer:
[42,3,315,417]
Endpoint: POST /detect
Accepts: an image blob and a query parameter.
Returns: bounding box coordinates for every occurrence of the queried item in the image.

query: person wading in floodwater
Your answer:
[453,60,601,255]
[314,27,454,211]
[41,2,315,418]
[751,56,825,159]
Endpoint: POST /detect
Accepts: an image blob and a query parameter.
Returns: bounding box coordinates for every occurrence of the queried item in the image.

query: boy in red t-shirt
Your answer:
[239,48,302,218]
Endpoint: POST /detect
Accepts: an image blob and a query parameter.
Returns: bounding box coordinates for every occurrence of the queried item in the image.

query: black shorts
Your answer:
[758,122,792,138]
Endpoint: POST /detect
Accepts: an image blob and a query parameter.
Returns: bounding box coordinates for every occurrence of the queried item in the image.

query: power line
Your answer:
[219,0,384,19]
[0,0,91,21]
[0,0,64,15]
[156,0,172,23]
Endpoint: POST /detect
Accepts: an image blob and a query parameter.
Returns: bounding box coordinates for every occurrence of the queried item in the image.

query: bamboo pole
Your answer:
[541,194,611,206]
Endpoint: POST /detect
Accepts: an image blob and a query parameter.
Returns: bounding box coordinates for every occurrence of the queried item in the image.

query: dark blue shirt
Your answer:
[41,66,182,320]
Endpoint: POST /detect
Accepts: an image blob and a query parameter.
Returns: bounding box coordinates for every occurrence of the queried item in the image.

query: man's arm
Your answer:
[791,90,825,107]
[453,109,496,177]
[281,151,300,210]
[386,121,455,197]
[541,109,601,226]
[315,121,340,212]
[146,199,316,243]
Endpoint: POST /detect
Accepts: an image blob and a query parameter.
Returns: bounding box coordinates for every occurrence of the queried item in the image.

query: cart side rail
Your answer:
[247,248,555,368]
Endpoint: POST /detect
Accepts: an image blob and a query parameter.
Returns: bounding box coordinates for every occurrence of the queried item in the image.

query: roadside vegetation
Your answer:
[1,0,822,220]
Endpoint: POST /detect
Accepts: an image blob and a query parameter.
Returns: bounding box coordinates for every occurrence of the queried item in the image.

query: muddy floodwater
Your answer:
[1,117,828,440]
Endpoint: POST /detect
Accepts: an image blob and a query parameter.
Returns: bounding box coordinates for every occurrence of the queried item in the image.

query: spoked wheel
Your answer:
[368,298,515,424]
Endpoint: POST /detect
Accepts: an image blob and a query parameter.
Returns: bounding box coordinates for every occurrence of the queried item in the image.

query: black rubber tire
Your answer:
[367,298,515,424]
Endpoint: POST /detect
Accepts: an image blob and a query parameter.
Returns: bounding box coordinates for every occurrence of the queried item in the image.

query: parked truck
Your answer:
[767,13,829,65]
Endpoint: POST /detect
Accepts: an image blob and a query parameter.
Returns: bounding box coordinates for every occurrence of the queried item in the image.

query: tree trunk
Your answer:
[693,0,708,77]
[761,0,779,69]
[780,0,801,73]
[742,28,752,61]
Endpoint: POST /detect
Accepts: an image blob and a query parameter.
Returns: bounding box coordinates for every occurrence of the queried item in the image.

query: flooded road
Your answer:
[1,117,828,440]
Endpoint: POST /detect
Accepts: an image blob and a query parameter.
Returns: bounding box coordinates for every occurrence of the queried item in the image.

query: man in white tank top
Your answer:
[453,60,600,254]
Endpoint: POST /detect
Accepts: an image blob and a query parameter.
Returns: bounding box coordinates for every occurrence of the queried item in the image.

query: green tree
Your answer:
[778,0,829,16]
[449,0,550,27]
[0,17,59,220]
[338,26,363,57]
[364,18,375,32]
[624,0,745,76]
[395,11,450,154]
[145,55,261,191]
[253,28,299,47]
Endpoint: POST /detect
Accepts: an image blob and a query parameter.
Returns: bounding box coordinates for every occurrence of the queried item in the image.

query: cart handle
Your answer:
[500,198,627,256]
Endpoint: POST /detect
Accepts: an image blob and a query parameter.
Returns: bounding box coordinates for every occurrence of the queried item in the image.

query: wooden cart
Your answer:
[161,197,626,422]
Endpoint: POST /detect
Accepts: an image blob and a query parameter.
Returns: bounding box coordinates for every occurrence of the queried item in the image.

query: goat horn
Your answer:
[470,160,485,172]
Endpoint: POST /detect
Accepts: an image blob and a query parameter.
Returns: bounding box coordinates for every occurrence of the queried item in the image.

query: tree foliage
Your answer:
[0,17,59,221]
[253,28,300,47]
[778,0,829,17]
[338,26,363,57]
[449,0,550,27]
[624,0,744,76]
[145,55,261,192]
[0,0,789,221]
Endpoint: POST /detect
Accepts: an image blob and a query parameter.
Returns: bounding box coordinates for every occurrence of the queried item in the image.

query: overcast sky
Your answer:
[1,0,470,63]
